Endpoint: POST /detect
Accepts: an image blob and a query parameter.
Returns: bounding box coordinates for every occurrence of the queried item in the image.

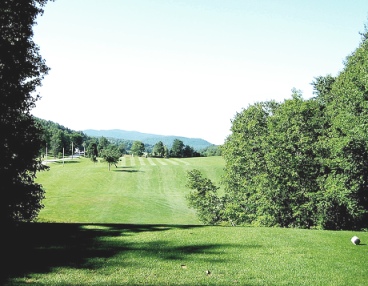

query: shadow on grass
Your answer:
[2,223,256,283]
[112,166,141,172]
[113,169,141,173]
[53,160,80,164]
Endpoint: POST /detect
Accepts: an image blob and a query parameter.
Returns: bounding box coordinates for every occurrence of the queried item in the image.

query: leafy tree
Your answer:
[221,92,336,228]
[185,169,224,225]
[118,143,127,155]
[152,141,165,157]
[101,145,121,170]
[316,34,368,230]
[186,22,368,230]
[0,0,51,223]
[70,132,84,151]
[170,139,184,157]
[311,74,336,105]
[97,136,109,155]
[220,30,368,230]
[183,145,194,157]
[163,145,169,158]
[131,140,145,156]
[262,90,326,228]
[201,145,222,157]
[86,138,98,163]
[50,129,66,157]
[221,101,279,225]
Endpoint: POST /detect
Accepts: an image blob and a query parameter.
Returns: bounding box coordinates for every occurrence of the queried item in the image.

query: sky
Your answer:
[31,0,368,145]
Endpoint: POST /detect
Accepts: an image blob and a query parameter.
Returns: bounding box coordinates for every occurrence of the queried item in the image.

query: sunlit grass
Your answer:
[4,223,367,285]
[36,156,224,224]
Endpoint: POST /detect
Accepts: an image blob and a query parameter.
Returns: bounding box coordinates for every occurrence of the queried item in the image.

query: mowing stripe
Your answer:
[171,158,190,165]
[138,157,146,165]
[156,158,167,165]
[147,158,156,166]
[167,159,179,165]
[120,156,190,166]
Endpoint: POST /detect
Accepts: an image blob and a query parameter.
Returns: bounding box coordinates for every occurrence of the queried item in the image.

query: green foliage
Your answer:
[0,0,51,223]
[117,142,127,155]
[100,145,121,170]
[221,101,278,226]
[50,129,66,157]
[130,140,145,156]
[152,141,165,157]
[219,29,368,230]
[36,118,89,156]
[86,138,98,162]
[185,169,223,225]
[262,91,326,228]
[170,139,184,157]
[317,36,368,230]
[37,122,203,159]
[200,145,222,156]
[97,136,110,154]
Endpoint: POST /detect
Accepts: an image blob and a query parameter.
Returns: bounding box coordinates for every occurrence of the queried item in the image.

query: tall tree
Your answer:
[50,129,65,158]
[0,0,51,223]
[170,139,184,157]
[97,136,109,155]
[262,91,326,228]
[86,138,98,163]
[152,141,165,157]
[130,140,145,156]
[317,34,368,230]
[222,100,278,226]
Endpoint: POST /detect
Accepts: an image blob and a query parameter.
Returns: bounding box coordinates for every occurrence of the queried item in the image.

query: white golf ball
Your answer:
[351,236,360,245]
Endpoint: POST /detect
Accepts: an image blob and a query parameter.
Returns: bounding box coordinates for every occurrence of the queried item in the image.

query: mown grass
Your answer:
[36,156,225,224]
[3,156,368,285]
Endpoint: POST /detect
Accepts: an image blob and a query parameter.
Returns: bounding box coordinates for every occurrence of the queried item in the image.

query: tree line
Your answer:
[36,118,215,160]
[186,25,368,230]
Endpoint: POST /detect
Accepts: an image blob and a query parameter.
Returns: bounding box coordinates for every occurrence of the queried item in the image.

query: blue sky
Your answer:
[32,1,368,145]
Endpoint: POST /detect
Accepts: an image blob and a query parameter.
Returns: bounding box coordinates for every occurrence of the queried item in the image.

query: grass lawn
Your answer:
[3,156,367,285]
[36,155,225,224]
[3,223,367,285]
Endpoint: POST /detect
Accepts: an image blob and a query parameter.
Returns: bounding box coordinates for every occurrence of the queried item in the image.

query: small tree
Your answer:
[101,145,121,170]
[185,169,224,225]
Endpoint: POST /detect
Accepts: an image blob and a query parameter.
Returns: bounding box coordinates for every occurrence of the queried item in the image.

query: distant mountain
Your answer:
[83,129,215,150]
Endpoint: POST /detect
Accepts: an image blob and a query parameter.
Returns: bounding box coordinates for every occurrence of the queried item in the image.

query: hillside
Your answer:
[83,129,215,150]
